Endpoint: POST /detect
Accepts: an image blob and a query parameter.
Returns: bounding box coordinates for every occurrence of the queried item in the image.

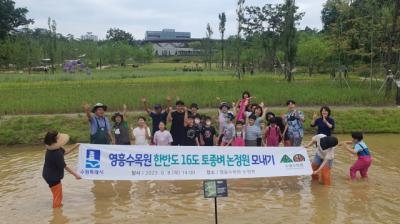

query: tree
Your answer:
[218,12,226,70]
[0,0,33,39]
[244,4,284,71]
[280,0,304,82]
[205,23,213,70]
[106,28,134,44]
[236,0,246,79]
[297,32,332,76]
[47,17,57,74]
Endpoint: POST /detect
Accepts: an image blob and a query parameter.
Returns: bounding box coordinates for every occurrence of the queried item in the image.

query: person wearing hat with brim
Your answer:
[142,96,172,139]
[42,131,81,208]
[111,104,131,145]
[305,134,339,186]
[83,102,114,144]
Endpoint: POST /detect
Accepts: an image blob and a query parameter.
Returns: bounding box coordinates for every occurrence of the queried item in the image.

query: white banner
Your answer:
[77,144,313,180]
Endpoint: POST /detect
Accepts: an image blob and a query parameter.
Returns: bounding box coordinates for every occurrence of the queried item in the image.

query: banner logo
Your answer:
[86,149,100,168]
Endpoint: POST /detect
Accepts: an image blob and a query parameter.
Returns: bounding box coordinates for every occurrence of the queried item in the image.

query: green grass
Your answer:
[0,62,396,115]
[0,67,396,115]
[1,108,399,145]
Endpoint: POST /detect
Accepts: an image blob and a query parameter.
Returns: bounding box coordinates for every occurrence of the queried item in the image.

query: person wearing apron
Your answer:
[83,102,113,144]
[111,109,131,145]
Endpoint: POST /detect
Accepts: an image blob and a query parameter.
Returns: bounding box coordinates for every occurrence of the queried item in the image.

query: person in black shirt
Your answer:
[142,96,172,136]
[311,106,335,136]
[168,100,187,145]
[200,116,217,146]
[42,131,81,208]
[184,114,200,146]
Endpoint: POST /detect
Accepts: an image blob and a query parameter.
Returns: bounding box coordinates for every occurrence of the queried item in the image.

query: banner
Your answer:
[77,144,313,181]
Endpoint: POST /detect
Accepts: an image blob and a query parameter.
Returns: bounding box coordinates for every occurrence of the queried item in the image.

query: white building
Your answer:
[81,32,98,41]
[153,43,201,56]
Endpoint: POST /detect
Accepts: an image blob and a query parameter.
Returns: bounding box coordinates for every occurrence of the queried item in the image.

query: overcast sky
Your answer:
[15,0,326,40]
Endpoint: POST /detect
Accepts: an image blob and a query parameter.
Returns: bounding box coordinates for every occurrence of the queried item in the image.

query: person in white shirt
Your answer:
[132,116,151,145]
[153,121,173,146]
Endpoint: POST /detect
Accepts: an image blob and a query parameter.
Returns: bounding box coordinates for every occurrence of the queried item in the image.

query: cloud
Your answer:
[15,0,325,39]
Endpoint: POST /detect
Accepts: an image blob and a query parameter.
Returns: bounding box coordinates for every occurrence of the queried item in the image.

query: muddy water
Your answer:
[0,135,399,224]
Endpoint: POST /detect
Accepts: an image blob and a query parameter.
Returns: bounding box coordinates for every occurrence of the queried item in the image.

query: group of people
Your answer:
[42,90,372,208]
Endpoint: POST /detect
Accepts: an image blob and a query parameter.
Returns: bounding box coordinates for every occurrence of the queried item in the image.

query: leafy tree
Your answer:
[106,28,134,44]
[280,0,304,82]
[297,32,332,76]
[0,0,33,39]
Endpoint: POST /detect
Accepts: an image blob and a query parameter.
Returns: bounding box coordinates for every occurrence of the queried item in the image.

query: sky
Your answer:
[15,0,326,40]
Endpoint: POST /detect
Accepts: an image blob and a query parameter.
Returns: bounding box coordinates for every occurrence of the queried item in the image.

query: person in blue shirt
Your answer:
[311,106,335,136]
[340,132,372,180]
[83,102,114,144]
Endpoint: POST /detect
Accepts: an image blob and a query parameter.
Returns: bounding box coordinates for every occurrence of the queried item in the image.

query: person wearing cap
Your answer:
[42,131,81,208]
[168,100,187,146]
[142,96,171,137]
[111,104,131,145]
[83,102,113,144]
[305,134,338,186]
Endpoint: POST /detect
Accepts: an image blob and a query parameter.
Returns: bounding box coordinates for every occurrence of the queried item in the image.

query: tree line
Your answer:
[0,0,153,73]
[203,0,400,83]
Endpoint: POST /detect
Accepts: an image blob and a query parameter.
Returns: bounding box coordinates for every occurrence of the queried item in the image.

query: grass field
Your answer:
[1,108,399,145]
[0,63,396,115]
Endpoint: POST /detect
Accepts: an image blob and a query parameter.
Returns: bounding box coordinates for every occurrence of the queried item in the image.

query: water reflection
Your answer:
[0,134,399,224]
[49,208,69,224]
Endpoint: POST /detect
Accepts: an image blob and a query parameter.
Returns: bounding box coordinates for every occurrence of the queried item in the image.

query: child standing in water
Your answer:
[245,114,262,147]
[42,131,81,208]
[264,117,282,147]
[232,121,245,146]
[220,113,235,146]
[340,132,372,180]
[200,116,218,146]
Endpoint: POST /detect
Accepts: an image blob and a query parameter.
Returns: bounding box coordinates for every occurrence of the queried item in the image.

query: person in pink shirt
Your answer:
[235,91,254,122]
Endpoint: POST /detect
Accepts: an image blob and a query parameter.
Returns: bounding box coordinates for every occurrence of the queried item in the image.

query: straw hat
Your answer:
[46,133,70,150]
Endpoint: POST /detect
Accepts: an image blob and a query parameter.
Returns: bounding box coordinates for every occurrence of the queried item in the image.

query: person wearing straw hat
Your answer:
[42,131,81,208]
[111,104,131,145]
[83,102,114,144]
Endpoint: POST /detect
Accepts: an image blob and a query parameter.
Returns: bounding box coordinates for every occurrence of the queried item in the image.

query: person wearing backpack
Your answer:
[264,117,282,147]
[340,132,372,180]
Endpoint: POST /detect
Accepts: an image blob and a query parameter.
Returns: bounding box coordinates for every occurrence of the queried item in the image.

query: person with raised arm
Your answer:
[83,102,113,144]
